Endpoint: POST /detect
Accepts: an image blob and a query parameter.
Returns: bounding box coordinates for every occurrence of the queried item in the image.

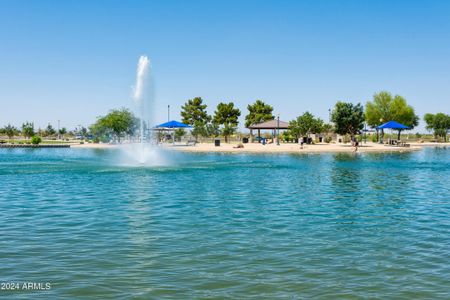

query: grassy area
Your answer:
[0,139,74,144]
[395,134,448,142]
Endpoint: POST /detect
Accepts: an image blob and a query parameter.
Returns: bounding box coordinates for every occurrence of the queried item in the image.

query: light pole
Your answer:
[57,120,60,140]
[364,122,367,144]
[168,105,170,122]
[276,114,280,146]
[379,118,383,143]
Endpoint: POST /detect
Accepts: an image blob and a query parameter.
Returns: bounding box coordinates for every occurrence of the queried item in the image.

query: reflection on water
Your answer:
[0,147,449,299]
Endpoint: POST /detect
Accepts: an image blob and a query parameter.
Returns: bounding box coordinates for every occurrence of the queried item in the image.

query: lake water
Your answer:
[0,147,449,299]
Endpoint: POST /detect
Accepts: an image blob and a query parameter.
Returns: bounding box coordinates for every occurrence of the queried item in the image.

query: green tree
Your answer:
[76,126,89,138]
[331,102,365,139]
[59,127,67,139]
[213,102,241,143]
[245,100,274,128]
[322,123,333,134]
[180,97,211,140]
[322,123,334,143]
[3,124,19,140]
[205,123,220,137]
[282,130,295,142]
[174,128,186,140]
[366,91,419,128]
[289,112,324,138]
[91,108,137,142]
[22,122,35,139]
[44,124,56,137]
[89,122,111,142]
[424,113,450,142]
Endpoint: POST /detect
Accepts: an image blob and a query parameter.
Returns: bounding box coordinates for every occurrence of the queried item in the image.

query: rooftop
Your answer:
[248,119,289,129]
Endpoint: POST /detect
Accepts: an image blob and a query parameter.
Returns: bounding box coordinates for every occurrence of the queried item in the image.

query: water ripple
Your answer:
[0,147,449,299]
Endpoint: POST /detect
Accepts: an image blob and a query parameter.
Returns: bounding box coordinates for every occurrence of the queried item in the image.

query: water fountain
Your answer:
[118,55,168,166]
[133,55,151,144]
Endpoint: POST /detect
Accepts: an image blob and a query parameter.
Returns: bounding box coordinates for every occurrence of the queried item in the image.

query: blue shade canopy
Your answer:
[156,120,191,128]
[377,121,409,130]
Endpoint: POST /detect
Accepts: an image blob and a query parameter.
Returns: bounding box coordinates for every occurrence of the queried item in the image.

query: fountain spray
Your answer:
[133,55,150,143]
[117,55,169,166]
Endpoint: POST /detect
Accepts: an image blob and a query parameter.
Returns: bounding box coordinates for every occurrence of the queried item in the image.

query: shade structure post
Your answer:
[276,114,280,145]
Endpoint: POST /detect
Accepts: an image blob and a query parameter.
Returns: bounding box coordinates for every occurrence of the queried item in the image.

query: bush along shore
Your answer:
[0,144,70,148]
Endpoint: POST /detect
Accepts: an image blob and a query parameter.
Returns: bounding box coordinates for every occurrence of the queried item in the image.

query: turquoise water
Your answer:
[1,147,449,299]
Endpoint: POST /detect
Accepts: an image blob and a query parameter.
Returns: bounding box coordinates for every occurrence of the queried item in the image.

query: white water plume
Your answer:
[133,55,150,144]
[117,55,169,166]
[133,55,150,105]
[118,144,170,167]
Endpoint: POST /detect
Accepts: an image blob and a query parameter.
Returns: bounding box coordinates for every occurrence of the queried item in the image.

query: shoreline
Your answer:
[67,141,450,153]
[0,144,70,148]
[3,141,446,153]
[167,142,424,154]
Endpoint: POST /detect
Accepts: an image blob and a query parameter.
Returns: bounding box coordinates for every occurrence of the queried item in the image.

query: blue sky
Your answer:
[0,0,449,132]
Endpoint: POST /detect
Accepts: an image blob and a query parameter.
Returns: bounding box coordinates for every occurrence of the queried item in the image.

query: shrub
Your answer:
[343,135,351,143]
[325,136,332,143]
[31,136,42,145]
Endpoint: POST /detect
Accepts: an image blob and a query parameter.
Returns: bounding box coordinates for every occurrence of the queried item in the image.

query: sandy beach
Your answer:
[66,141,450,153]
[167,142,425,153]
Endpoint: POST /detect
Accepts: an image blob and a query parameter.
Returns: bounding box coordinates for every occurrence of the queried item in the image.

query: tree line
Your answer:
[177,91,449,142]
[2,91,449,143]
[0,122,68,141]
